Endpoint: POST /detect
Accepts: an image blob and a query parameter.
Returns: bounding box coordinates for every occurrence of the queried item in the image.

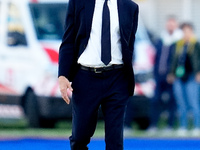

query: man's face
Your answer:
[182,26,193,41]
[166,19,178,34]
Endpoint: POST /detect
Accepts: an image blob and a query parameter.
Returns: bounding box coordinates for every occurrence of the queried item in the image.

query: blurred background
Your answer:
[0,0,200,139]
[136,0,200,39]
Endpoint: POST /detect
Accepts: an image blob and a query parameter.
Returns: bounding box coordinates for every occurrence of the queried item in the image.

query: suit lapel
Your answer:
[85,0,96,35]
[117,0,124,28]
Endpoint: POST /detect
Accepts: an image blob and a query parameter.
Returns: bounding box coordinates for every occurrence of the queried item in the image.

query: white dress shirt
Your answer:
[78,0,123,67]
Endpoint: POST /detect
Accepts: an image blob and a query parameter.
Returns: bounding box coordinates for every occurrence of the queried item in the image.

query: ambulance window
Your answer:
[7,3,27,46]
[29,3,67,40]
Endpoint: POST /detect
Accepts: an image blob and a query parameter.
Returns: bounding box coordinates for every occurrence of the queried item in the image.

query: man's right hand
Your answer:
[58,76,73,104]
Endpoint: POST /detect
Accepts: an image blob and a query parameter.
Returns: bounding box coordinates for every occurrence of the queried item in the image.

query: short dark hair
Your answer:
[180,22,194,30]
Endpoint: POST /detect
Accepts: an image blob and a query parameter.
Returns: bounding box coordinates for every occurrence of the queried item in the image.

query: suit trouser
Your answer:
[150,75,176,127]
[70,67,130,150]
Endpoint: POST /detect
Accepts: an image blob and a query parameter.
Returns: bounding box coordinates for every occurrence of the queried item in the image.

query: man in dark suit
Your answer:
[58,0,138,149]
[148,17,182,133]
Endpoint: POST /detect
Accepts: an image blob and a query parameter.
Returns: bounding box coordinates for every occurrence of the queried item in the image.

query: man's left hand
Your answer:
[195,72,200,83]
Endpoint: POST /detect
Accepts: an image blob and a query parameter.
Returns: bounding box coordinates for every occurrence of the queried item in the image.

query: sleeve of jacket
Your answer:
[129,4,139,52]
[169,43,178,74]
[193,42,200,74]
[58,0,76,79]
[132,5,139,36]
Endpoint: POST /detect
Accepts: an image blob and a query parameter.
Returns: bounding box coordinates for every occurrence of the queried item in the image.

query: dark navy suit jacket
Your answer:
[59,0,139,95]
[154,39,174,80]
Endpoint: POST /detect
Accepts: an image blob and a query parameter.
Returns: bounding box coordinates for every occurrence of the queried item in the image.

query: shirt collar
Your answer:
[100,0,111,2]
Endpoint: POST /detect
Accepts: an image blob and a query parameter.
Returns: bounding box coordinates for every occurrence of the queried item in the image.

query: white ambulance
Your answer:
[0,0,71,128]
[0,0,155,128]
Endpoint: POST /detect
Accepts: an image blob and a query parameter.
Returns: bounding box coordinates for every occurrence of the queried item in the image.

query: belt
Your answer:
[80,64,124,73]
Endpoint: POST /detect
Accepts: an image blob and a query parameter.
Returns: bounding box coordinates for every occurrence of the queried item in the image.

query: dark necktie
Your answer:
[101,0,111,65]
